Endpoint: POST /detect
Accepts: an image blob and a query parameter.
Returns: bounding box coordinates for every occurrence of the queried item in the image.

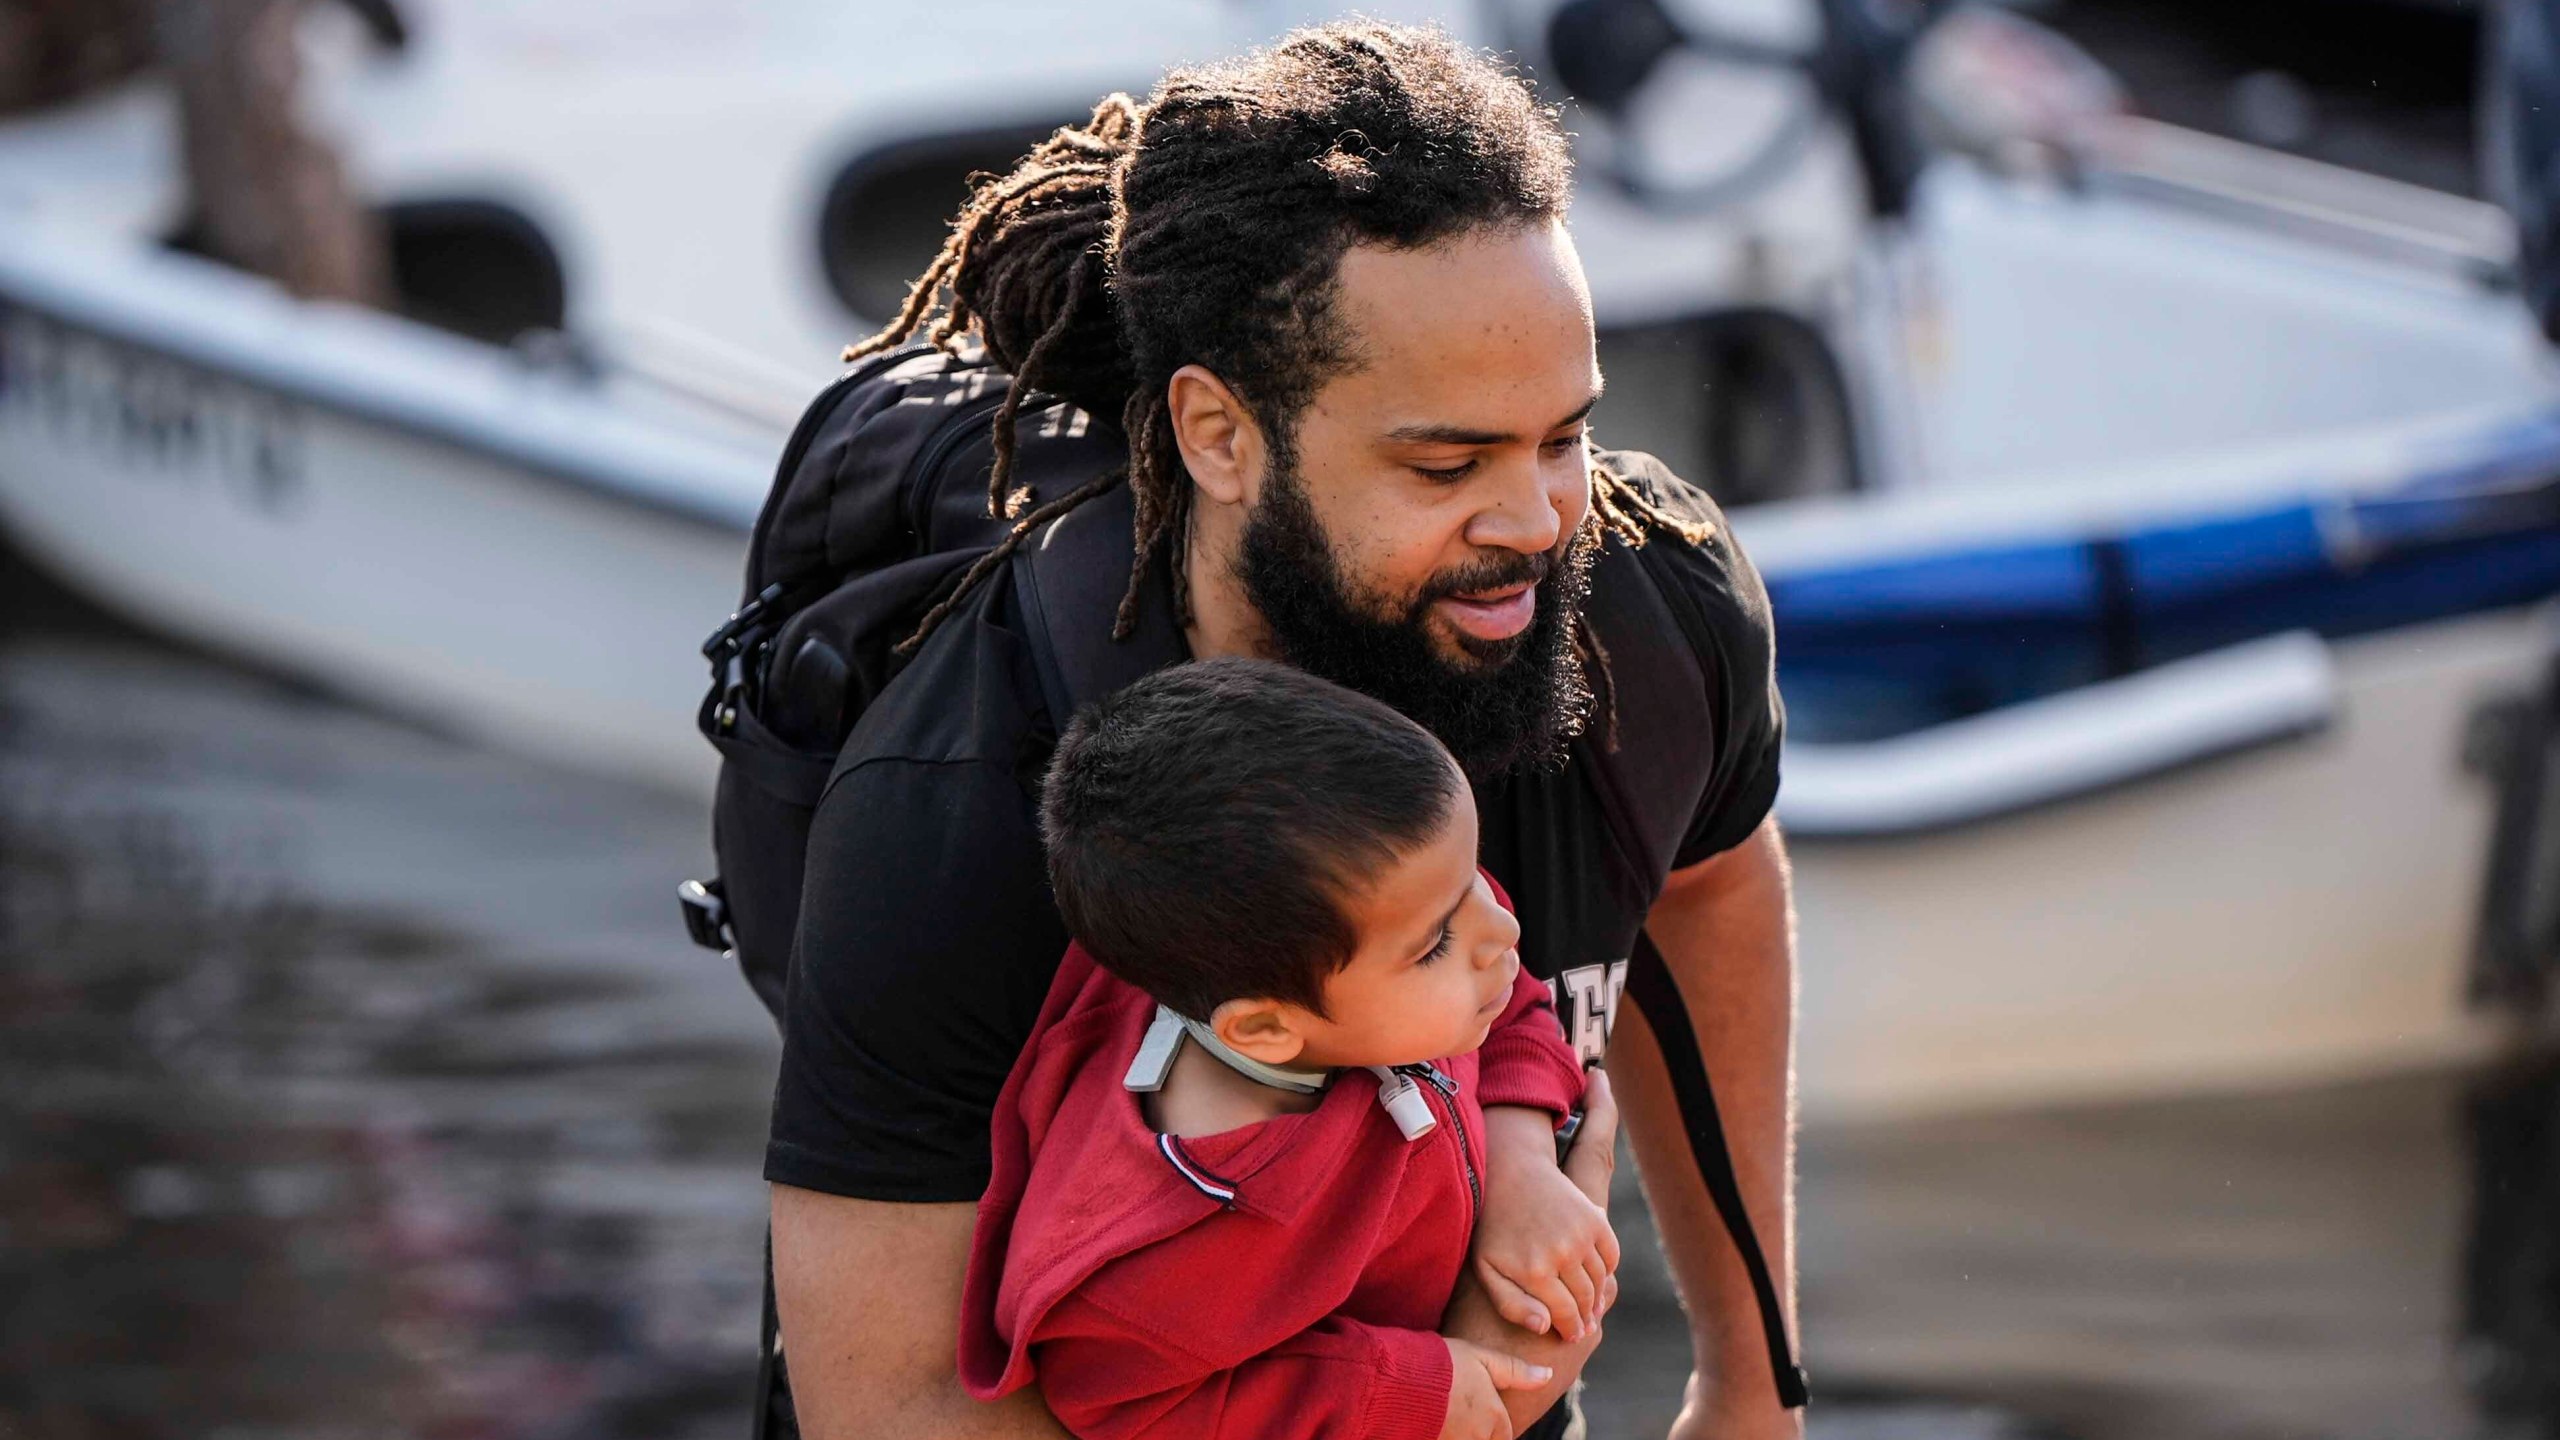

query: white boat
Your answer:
[2,0,2556,1120]
[1764,406,2560,1117]
[0,230,768,788]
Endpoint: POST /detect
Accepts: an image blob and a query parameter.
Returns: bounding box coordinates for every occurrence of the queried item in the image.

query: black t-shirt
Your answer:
[764,451,1784,1203]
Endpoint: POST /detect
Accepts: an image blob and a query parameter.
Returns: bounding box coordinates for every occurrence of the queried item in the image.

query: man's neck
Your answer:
[1181,511,1270,661]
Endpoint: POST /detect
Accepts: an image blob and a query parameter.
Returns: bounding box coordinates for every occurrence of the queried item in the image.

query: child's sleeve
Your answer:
[1469,871,1587,1120]
[1029,1295,1451,1440]
[1473,963,1587,1120]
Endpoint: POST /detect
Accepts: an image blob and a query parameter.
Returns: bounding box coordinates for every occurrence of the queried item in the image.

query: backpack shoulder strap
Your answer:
[1626,931,1813,1409]
[1010,481,1186,722]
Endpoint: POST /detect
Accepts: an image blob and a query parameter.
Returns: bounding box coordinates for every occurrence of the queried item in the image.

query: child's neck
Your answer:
[1142,1034,1329,1138]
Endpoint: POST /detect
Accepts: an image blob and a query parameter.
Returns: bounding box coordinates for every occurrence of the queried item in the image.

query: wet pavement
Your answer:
[1596,1070,2508,1440]
[4,561,2557,1440]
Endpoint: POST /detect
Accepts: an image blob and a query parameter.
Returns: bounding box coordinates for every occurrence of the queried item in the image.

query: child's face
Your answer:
[1284,781,1522,1070]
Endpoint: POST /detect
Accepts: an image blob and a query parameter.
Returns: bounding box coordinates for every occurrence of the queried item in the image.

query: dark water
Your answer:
[3,561,2557,1440]
[0,567,776,1440]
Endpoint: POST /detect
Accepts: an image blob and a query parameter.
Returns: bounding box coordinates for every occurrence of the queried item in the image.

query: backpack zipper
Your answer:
[704,344,958,710]
[1403,1063,1479,1220]
[904,377,1062,545]
[742,343,928,595]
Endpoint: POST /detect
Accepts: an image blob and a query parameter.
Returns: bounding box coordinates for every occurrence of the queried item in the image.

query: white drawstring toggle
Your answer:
[1370,1066,1439,1141]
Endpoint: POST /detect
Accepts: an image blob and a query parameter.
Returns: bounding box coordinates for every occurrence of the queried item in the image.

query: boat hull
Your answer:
[1793,607,2534,1119]
[0,303,749,793]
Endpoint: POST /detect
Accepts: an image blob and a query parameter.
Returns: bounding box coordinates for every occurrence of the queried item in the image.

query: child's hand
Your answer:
[1471,1072,1622,1341]
[1439,1337,1549,1440]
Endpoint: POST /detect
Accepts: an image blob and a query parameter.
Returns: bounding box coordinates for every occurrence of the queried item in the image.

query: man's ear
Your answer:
[1208,996,1309,1066]
[1166,364,1264,509]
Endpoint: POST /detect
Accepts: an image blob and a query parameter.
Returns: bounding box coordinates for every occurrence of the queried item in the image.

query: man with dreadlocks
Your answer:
[765,21,1801,1440]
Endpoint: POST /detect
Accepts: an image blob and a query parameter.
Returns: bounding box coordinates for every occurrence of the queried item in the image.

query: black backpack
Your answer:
[679,341,1126,1017]
[684,344,1808,1411]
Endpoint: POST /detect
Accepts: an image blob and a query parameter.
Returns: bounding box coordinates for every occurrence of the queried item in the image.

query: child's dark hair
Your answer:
[1041,657,1463,1021]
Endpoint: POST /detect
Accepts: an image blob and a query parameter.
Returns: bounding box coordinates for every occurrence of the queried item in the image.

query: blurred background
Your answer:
[6,0,2560,1436]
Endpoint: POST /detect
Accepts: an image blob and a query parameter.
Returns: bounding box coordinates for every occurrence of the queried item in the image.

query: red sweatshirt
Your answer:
[959,923,1585,1440]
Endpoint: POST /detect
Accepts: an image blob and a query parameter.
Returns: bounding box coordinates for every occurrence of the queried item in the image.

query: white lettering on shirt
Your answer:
[1544,960,1629,1068]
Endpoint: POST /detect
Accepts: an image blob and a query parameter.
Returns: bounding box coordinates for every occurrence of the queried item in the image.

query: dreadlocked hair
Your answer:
[855,21,1705,659]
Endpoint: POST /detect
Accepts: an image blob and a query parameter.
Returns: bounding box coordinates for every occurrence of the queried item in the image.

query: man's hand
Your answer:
[1443,1068,1621,1433]
[1667,1371,1806,1440]
[1439,1338,1552,1440]
[1471,1079,1623,1340]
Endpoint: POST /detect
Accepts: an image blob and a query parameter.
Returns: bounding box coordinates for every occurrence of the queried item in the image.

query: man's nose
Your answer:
[1467,453,1567,556]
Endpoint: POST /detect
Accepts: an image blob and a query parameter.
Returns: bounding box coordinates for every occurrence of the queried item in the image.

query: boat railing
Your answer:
[1778,630,2337,837]
[2084,116,2517,284]
[0,227,774,530]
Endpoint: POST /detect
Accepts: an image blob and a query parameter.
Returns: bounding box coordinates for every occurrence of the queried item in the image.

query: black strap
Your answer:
[1626,931,1811,1409]
[1013,482,1185,717]
[752,1229,798,1440]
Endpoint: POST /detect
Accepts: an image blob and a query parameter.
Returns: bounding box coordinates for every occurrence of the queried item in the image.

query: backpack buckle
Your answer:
[679,878,735,957]
[702,582,793,662]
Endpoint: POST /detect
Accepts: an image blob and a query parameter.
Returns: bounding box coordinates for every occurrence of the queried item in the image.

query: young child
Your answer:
[957,658,1609,1440]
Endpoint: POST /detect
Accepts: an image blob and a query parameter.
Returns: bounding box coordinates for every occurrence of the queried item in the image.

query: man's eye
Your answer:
[1413,461,1478,482]
[1542,433,1585,456]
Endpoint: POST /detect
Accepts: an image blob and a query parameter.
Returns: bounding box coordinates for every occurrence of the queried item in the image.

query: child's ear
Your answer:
[1208,998,1309,1066]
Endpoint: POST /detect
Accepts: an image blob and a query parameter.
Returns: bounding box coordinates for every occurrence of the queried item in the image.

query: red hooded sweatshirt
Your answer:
[958,895,1585,1440]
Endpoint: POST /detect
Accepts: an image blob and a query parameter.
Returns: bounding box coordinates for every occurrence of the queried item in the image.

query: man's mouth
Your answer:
[1435,582,1537,643]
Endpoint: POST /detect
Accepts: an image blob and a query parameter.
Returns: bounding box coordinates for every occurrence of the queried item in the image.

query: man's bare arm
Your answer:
[1615,816,1802,1440]
[770,1185,1071,1440]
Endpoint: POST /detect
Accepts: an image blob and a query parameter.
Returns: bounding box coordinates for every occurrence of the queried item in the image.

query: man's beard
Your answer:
[1235,458,1599,780]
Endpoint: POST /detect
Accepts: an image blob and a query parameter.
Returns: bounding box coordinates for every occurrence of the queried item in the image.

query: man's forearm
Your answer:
[1615,818,1799,1432]
[771,1185,1074,1440]
[850,1368,1067,1440]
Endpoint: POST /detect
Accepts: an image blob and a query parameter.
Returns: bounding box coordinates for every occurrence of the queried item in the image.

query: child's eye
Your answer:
[1417,927,1455,965]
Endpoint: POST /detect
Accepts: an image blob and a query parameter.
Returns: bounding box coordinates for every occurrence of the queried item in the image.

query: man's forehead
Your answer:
[1325,223,1598,429]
